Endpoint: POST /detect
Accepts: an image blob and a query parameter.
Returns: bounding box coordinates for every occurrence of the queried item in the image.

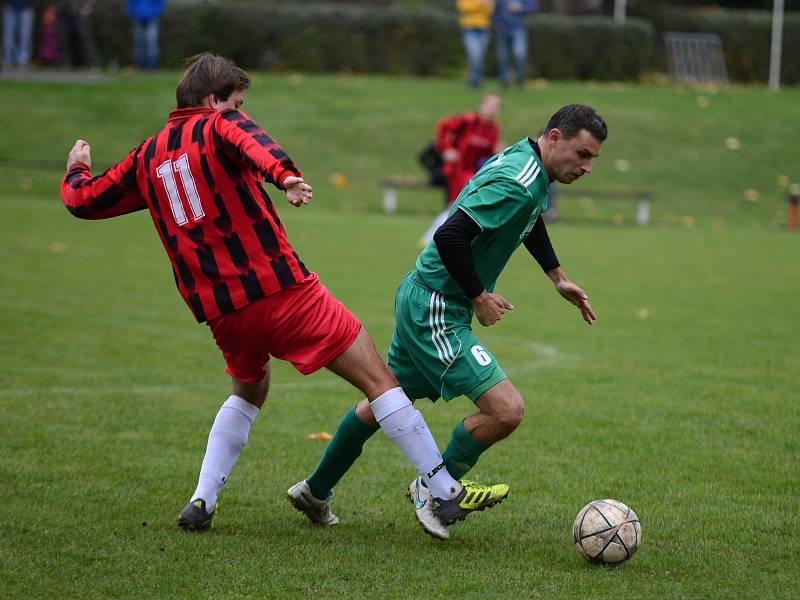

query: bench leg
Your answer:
[383,186,398,214]
[636,197,650,226]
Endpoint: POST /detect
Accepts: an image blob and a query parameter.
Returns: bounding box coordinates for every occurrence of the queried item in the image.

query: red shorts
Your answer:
[207,273,361,382]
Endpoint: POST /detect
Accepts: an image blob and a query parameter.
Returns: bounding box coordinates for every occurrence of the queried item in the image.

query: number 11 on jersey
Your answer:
[156,153,205,226]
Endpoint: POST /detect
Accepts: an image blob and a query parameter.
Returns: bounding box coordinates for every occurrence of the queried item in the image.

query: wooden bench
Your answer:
[555,188,654,226]
[381,175,653,225]
[381,176,434,214]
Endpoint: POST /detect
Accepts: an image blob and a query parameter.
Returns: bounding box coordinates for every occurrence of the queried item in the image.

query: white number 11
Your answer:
[156,153,204,226]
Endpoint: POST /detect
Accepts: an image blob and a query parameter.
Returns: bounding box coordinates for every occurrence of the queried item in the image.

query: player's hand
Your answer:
[67,139,91,170]
[472,291,513,327]
[442,148,460,164]
[284,176,313,207]
[555,280,596,325]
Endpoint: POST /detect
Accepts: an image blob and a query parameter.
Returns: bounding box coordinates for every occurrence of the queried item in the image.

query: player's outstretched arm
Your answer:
[61,139,147,220]
[547,267,596,325]
[283,176,313,207]
[214,110,304,193]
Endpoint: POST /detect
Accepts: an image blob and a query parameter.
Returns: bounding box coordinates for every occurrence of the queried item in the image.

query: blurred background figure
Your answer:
[57,1,100,69]
[2,0,35,69]
[542,184,559,222]
[418,140,449,209]
[420,93,503,245]
[494,0,536,87]
[457,0,494,88]
[38,4,61,66]
[127,0,164,71]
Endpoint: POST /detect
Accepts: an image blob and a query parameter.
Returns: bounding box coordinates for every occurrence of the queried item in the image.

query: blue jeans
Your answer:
[132,18,160,70]
[496,27,528,85]
[2,5,34,66]
[462,28,490,88]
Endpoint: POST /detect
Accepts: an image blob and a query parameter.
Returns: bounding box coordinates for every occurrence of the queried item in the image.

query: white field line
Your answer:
[493,338,576,375]
[0,378,344,399]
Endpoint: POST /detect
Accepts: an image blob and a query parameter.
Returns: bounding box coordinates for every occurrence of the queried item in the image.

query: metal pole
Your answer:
[769,0,784,90]
[614,0,627,23]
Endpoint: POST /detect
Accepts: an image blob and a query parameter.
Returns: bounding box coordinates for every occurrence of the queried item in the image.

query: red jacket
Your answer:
[434,112,500,201]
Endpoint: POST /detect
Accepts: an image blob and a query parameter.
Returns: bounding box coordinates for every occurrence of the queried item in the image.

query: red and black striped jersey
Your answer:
[61,107,311,323]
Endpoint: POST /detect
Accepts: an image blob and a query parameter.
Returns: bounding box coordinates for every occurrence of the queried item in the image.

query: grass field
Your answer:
[1,72,799,599]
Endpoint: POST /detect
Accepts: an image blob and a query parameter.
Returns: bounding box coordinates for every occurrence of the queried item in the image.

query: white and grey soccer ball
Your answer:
[573,499,641,565]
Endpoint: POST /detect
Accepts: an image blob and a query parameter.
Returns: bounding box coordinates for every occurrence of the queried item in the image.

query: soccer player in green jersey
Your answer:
[288,104,606,539]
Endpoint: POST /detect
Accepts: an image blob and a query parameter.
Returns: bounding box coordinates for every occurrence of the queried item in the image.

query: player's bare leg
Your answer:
[438,379,523,486]
[324,328,401,400]
[177,367,269,531]
[467,379,525,444]
[325,329,462,500]
[310,327,455,538]
[231,375,270,408]
[290,328,508,536]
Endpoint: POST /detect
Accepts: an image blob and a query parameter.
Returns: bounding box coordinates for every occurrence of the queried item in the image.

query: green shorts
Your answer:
[387,271,507,402]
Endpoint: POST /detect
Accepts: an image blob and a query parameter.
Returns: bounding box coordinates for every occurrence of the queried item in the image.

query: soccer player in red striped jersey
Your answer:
[60,53,504,538]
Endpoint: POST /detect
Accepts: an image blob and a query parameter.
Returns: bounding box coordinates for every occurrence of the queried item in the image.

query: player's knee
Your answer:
[355,398,379,427]
[372,362,400,390]
[495,396,524,434]
[232,377,269,408]
[362,361,400,399]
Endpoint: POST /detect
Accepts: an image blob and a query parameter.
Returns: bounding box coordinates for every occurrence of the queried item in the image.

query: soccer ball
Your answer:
[573,499,641,565]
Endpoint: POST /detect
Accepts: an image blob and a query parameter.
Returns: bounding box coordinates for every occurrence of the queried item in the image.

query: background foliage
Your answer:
[64,2,797,83]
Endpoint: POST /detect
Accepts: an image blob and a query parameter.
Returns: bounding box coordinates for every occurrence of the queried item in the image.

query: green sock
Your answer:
[442,420,491,480]
[306,405,379,500]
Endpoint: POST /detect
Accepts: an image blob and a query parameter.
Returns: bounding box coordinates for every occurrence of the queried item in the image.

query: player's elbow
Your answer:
[63,199,105,220]
[65,204,93,219]
[432,226,450,249]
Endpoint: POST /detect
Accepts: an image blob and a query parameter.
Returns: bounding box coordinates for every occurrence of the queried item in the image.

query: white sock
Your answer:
[370,387,461,500]
[191,395,259,511]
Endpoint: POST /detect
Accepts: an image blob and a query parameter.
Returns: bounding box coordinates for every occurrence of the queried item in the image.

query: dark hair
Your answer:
[175,53,251,109]
[544,104,608,142]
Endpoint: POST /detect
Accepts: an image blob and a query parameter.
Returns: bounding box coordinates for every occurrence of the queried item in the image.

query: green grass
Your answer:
[1,73,799,599]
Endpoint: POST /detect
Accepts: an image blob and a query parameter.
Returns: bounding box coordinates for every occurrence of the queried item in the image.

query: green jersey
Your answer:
[415,137,550,299]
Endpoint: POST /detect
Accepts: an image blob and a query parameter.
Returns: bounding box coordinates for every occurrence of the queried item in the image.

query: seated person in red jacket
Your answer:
[421,93,503,245]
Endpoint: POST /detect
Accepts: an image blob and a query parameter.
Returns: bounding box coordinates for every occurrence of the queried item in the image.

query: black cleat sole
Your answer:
[440,495,508,526]
[176,500,214,532]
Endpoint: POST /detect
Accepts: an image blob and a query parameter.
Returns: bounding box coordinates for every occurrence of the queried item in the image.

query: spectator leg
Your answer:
[17,6,33,66]
[2,5,14,66]
[75,9,100,68]
[144,18,160,70]
[462,28,489,88]
[496,30,510,85]
[512,27,528,85]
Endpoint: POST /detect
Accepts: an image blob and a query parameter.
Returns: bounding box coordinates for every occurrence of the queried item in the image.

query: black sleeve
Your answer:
[432,208,485,299]
[523,216,560,273]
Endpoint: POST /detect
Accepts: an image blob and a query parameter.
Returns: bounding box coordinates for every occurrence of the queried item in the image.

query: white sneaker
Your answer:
[286,480,340,526]
[407,476,449,540]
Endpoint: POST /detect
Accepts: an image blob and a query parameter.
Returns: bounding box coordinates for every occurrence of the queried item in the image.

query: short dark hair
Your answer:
[175,53,251,109]
[544,104,608,141]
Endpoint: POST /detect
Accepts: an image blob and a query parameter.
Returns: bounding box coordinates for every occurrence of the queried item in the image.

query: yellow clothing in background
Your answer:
[457,0,495,29]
